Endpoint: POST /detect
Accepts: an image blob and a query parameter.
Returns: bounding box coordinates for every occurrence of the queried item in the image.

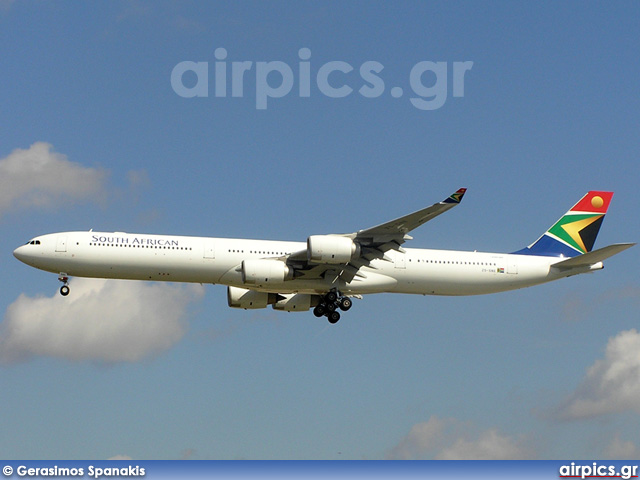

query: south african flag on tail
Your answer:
[513,191,614,258]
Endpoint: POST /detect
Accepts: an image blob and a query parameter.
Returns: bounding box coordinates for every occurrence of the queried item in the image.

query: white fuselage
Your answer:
[13,231,597,297]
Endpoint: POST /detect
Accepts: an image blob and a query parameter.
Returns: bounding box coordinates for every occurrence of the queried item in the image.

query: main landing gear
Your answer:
[58,273,70,296]
[313,290,353,324]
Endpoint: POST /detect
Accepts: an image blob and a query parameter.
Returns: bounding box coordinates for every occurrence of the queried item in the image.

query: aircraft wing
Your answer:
[285,188,467,282]
[353,188,467,248]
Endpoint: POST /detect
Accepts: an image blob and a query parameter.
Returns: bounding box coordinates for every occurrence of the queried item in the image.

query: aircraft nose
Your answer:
[13,245,28,263]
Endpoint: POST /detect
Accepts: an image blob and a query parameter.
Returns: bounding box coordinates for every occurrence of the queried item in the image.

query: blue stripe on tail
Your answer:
[512,234,582,257]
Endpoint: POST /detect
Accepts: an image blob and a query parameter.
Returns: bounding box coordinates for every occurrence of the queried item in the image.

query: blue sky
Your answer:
[1,1,639,460]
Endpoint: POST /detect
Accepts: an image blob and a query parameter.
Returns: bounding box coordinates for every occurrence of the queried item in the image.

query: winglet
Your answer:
[443,188,467,204]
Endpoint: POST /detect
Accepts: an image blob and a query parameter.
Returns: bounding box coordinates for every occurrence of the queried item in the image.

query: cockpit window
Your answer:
[26,240,41,245]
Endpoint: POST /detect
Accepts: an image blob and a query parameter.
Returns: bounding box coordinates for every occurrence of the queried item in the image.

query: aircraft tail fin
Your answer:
[513,191,614,257]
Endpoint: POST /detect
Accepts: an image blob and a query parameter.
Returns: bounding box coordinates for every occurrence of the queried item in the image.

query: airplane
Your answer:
[13,189,634,324]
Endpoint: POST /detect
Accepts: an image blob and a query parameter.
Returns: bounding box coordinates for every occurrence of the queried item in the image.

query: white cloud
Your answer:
[0,278,204,364]
[387,416,451,460]
[0,142,107,217]
[554,329,640,419]
[107,455,133,460]
[436,428,532,460]
[387,415,533,460]
[603,435,640,460]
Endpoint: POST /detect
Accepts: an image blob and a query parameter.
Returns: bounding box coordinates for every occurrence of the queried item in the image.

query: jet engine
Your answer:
[227,286,276,309]
[241,259,292,286]
[307,235,360,264]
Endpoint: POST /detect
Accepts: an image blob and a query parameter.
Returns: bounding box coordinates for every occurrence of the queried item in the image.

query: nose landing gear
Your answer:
[58,273,70,296]
[312,290,353,324]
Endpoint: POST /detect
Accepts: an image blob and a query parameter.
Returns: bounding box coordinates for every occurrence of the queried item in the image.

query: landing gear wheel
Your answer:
[339,297,352,311]
[316,291,352,322]
[325,291,338,303]
[58,273,70,296]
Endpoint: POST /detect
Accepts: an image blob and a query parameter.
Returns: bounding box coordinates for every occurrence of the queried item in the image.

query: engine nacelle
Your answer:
[307,235,360,264]
[227,286,273,309]
[273,293,320,312]
[242,259,292,286]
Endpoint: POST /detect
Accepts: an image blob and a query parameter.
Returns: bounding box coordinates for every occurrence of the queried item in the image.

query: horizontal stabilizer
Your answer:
[552,243,635,269]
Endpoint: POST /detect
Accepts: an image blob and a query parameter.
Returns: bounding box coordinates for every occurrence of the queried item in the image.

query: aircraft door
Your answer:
[55,235,67,252]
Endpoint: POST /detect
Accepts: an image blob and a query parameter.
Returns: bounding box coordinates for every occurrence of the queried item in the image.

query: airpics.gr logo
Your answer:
[170,48,473,110]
